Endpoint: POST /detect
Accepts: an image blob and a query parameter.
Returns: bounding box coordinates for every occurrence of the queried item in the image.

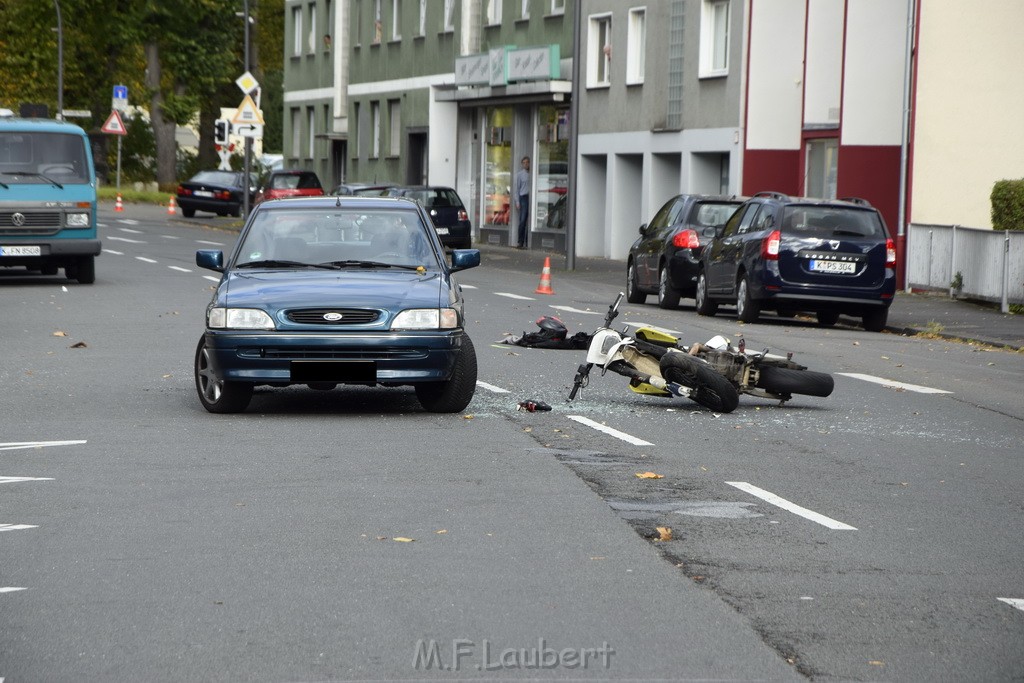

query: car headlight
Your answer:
[66,212,90,228]
[391,308,459,330]
[207,307,276,329]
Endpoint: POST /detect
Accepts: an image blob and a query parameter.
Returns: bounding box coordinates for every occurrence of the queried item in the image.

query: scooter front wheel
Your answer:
[660,353,739,413]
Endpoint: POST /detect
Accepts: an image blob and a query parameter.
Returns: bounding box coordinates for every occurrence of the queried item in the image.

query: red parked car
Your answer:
[254,170,324,204]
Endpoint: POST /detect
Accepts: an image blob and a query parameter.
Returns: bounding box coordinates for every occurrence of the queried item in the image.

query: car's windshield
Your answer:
[782,206,887,238]
[0,131,90,184]
[235,207,441,270]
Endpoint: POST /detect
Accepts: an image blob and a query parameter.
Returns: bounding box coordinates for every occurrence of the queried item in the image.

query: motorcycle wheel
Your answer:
[659,353,739,413]
[756,365,835,397]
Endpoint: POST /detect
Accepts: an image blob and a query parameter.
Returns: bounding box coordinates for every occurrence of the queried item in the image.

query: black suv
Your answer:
[695,192,896,331]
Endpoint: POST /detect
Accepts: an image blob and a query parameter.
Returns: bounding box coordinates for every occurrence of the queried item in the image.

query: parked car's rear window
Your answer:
[192,170,240,186]
[271,173,322,190]
[782,206,887,238]
[691,201,740,228]
[403,188,462,208]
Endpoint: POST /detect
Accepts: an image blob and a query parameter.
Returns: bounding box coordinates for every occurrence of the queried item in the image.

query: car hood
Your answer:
[221,269,444,310]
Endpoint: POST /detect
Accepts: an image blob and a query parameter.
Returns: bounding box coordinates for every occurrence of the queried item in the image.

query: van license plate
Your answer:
[0,245,41,256]
[810,259,856,274]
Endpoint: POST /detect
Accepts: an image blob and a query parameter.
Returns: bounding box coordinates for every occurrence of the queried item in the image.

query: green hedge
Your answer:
[991,179,1024,231]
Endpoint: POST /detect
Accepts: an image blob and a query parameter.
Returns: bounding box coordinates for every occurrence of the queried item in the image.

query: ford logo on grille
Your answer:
[11,212,26,227]
[323,312,343,321]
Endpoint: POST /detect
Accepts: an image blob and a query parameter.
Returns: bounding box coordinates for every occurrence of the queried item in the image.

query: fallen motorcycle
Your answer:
[568,293,834,413]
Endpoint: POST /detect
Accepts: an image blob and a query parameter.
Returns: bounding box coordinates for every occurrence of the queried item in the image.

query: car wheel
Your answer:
[695,271,718,316]
[657,264,681,309]
[862,308,889,332]
[194,337,253,413]
[75,256,95,284]
[626,261,647,304]
[181,207,195,218]
[415,335,477,413]
[736,275,761,323]
[816,311,840,327]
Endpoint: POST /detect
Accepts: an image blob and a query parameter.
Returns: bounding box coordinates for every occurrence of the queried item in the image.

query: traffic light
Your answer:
[214,119,230,146]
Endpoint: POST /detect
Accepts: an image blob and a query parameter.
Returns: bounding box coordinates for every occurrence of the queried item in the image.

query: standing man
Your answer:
[514,155,531,249]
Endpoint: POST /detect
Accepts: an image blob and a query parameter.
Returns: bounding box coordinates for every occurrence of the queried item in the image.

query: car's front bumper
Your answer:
[203,329,467,385]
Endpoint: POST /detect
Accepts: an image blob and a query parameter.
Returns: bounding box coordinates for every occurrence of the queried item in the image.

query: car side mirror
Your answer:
[450,249,481,272]
[196,249,224,272]
[638,223,648,236]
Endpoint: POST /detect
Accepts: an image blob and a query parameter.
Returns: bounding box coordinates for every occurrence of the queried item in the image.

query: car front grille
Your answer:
[284,308,381,325]
[0,211,62,234]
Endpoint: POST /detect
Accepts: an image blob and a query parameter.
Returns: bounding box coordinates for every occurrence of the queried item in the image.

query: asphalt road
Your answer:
[1,204,1022,681]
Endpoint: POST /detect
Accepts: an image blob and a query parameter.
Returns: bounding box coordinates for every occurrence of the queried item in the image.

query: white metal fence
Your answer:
[906,223,1024,312]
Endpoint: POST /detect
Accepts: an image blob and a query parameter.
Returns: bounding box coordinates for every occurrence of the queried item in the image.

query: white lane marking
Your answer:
[495,292,535,300]
[837,373,952,394]
[726,481,857,530]
[998,598,1024,612]
[102,249,124,256]
[107,235,145,244]
[0,587,27,594]
[567,415,654,446]
[0,477,55,484]
[196,240,224,246]
[135,256,158,264]
[203,275,220,282]
[117,225,141,232]
[161,234,180,240]
[0,440,86,451]
[0,524,38,532]
[476,381,510,394]
[550,305,601,315]
[168,266,192,273]
[459,284,477,289]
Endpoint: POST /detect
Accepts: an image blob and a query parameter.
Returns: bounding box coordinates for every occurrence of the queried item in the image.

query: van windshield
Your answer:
[0,132,90,184]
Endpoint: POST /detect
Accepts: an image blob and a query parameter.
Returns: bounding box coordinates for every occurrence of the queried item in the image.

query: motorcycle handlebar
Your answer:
[604,292,624,328]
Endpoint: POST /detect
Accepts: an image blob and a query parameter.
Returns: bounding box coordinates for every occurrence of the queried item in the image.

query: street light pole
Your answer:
[53,0,63,120]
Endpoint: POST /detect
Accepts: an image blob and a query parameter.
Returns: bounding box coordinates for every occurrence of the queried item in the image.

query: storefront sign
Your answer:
[508,45,561,82]
[489,48,508,87]
[455,54,491,86]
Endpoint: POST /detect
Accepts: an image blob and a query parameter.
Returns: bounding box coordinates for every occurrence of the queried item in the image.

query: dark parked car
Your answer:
[176,170,257,218]
[695,192,896,331]
[383,186,472,249]
[193,196,481,413]
[626,194,743,308]
[333,181,396,196]
[255,169,324,204]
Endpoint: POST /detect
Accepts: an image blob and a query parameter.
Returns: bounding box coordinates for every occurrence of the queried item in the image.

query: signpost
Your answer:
[101,109,128,195]
[234,67,261,219]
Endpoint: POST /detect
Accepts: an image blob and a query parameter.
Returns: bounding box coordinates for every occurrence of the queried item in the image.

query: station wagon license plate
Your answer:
[434,227,449,235]
[809,259,856,274]
[0,245,41,256]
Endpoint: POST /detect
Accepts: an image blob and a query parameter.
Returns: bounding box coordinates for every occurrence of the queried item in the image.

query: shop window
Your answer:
[536,106,570,232]
[483,107,513,228]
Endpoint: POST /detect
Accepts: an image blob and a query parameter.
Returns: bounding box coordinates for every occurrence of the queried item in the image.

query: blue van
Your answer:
[0,117,100,283]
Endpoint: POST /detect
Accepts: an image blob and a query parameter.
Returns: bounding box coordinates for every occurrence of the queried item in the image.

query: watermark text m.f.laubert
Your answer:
[413,638,615,672]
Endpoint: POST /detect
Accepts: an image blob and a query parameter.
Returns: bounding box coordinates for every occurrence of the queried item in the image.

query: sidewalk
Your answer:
[476,243,1024,351]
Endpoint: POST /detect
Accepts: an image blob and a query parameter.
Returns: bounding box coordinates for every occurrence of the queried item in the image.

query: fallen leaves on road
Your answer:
[656,526,673,541]
[53,331,68,337]
[70,341,88,349]
[392,537,415,543]
[635,471,664,479]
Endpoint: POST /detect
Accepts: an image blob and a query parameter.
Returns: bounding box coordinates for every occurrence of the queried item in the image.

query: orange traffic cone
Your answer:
[167,196,177,215]
[535,256,555,295]
[114,193,123,212]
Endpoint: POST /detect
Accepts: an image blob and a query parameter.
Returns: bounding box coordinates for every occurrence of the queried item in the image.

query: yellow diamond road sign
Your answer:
[235,71,259,94]
[231,94,264,126]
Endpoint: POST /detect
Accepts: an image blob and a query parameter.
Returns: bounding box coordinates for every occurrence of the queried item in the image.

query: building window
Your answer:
[444,0,456,31]
[588,15,612,88]
[372,0,382,45]
[353,102,361,157]
[486,0,502,25]
[627,7,646,85]
[307,107,316,158]
[391,0,401,40]
[291,108,301,156]
[308,3,317,53]
[388,99,401,156]
[551,0,565,15]
[520,0,529,20]
[292,6,303,57]
[418,0,427,36]
[700,0,729,78]
[805,138,838,199]
[371,101,381,158]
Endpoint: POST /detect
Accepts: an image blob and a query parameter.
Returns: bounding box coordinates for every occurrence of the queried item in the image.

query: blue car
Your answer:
[194,196,481,413]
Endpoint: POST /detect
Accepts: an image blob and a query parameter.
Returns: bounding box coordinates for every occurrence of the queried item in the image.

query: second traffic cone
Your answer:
[535,256,555,295]
[114,193,123,212]
[167,196,177,215]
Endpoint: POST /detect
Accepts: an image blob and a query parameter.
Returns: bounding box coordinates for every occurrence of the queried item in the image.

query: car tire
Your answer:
[657,264,681,309]
[816,311,840,327]
[756,365,835,397]
[194,337,253,413]
[182,207,196,218]
[75,256,95,284]
[862,308,889,332]
[626,261,647,304]
[695,271,718,316]
[415,335,477,413]
[736,275,761,323]
[660,352,739,413]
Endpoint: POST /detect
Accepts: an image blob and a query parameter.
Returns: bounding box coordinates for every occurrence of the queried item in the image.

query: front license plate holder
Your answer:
[0,245,42,256]
[290,360,377,382]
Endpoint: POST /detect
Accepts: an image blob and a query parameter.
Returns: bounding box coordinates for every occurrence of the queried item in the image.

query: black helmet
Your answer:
[535,315,567,341]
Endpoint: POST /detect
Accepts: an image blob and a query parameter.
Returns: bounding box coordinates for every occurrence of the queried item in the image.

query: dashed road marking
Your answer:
[135,256,158,264]
[0,440,86,451]
[161,234,180,240]
[168,266,192,273]
[102,249,124,256]
[0,524,38,532]
[0,587,27,594]
[116,219,140,226]
[459,284,477,289]
[117,226,142,233]
[107,235,146,244]
[203,275,220,282]
[998,598,1024,612]
[0,477,55,484]
[726,481,857,530]
[196,240,224,246]
[837,373,952,394]
[550,305,601,315]
[495,292,534,300]
[476,381,510,394]
[567,415,654,446]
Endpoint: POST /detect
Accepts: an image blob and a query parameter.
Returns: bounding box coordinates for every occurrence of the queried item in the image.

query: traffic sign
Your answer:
[100,110,127,135]
[235,71,260,95]
[234,123,263,140]
[231,94,264,126]
[112,84,128,112]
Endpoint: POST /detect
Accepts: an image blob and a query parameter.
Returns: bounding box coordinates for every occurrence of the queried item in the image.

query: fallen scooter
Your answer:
[568,293,834,413]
